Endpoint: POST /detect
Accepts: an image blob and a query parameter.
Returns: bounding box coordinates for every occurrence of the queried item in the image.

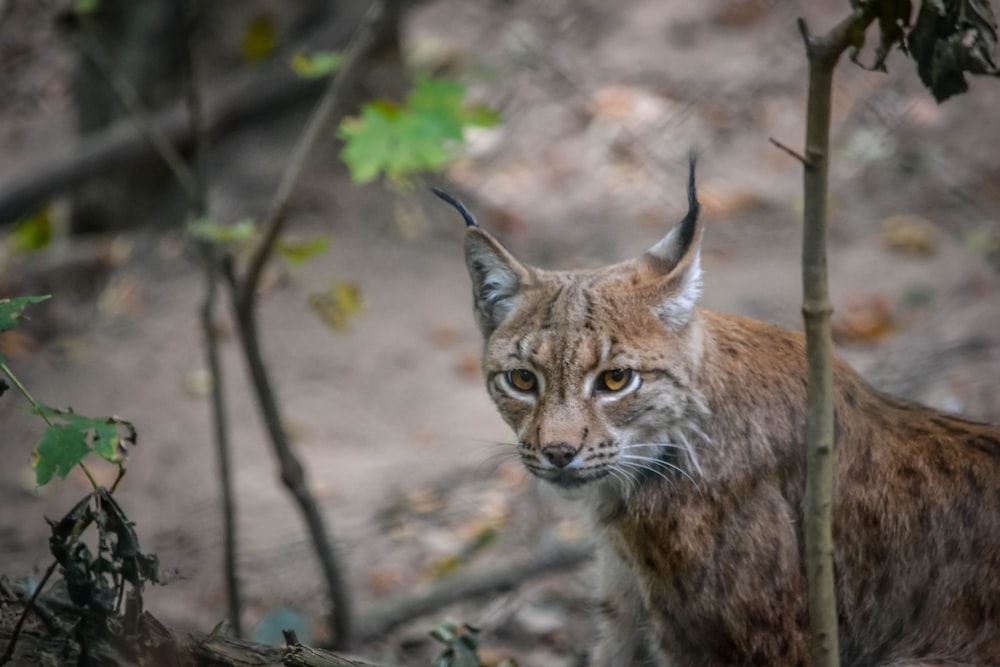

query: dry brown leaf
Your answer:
[0,329,40,360]
[406,487,444,516]
[308,281,363,332]
[98,276,143,317]
[832,295,897,343]
[709,0,772,27]
[428,325,461,347]
[882,214,938,256]
[183,369,213,399]
[453,351,481,380]
[366,568,401,598]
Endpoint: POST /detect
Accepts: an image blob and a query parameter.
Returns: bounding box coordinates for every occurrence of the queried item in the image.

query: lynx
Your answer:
[434,161,1000,667]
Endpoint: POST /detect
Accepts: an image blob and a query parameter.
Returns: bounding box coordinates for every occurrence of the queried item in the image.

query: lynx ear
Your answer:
[643,157,703,329]
[430,187,532,337]
[464,229,532,337]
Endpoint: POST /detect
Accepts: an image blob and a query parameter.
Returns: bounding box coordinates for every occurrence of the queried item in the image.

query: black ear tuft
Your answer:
[677,153,700,254]
[431,187,479,228]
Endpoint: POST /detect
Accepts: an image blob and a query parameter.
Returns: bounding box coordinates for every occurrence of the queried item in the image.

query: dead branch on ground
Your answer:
[358,539,593,642]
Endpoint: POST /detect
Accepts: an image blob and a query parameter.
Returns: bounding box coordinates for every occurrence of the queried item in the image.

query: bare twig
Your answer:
[768,137,811,167]
[0,576,67,636]
[237,0,385,308]
[225,0,390,650]
[0,561,58,666]
[796,8,876,667]
[179,0,243,639]
[357,540,593,642]
[71,18,201,204]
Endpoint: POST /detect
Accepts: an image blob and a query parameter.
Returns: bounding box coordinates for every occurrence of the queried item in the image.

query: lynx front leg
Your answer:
[591,545,668,667]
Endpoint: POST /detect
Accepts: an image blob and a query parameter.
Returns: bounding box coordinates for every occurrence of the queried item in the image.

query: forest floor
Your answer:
[2,0,1000,665]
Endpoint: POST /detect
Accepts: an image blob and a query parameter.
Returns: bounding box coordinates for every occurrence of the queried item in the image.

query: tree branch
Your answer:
[797,8,876,667]
[0,52,331,224]
[70,17,201,205]
[225,0,390,649]
[179,0,244,640]
[237,0,386,309]
[357,540,593,643]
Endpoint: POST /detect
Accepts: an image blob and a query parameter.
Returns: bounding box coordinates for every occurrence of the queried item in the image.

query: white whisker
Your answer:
[674,431,704,478]
[687,422,714,448]
[619,443,688,452]
[618,457,674,486]
[620,453,700,488]
[607,466,634,495]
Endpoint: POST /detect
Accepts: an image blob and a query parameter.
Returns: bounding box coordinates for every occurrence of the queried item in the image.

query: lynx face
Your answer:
[478,263,710,494]
[442,166,711,496]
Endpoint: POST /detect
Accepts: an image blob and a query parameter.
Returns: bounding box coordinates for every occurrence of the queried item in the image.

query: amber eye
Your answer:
[598,368,633,393]
[507,369,538,393]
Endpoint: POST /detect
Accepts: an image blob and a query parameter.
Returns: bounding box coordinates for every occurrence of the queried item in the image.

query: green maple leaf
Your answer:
[33,424,90,487]
[338,77,499,183]
[0,295,50,335]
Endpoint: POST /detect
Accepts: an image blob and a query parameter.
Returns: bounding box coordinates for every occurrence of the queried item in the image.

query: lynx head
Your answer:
[435,160,710,498]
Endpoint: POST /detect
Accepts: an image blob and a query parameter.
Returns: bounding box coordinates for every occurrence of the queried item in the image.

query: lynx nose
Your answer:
[541,443,578,468]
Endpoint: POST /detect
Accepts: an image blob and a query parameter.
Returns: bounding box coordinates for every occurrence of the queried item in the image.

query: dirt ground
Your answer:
[2,0,1000,665]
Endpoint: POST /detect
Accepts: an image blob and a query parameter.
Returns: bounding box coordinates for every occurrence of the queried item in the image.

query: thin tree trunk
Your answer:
[796,10,875,667]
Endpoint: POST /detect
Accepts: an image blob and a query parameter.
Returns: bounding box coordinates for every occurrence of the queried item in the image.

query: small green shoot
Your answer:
[188,218,257,244]
[290,51,343,78]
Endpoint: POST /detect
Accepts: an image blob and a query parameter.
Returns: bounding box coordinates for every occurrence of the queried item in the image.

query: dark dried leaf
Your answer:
[47,489,160,617]
[859,0,914,70]
[908,0,1000,101]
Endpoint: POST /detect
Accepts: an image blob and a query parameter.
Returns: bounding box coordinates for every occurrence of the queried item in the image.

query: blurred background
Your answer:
[1,0,999,664]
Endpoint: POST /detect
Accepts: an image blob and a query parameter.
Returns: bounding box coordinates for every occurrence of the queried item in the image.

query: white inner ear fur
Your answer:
[647,224,687,266]
[646,222,703,330]
[653,252,702,329]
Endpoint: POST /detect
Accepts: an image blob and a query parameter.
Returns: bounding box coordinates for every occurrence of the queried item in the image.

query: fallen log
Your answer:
[0,610,396,667]
[0,63,326,225]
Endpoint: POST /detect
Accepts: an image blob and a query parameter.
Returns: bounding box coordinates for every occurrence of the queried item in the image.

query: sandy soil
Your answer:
[2,0,999,664]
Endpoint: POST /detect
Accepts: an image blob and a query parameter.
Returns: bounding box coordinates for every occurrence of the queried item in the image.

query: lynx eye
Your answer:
[506,369,538,393]
[597,368,634,393]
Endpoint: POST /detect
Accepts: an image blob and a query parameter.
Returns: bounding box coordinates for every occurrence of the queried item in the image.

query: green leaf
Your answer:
[276,235,330,265]
[33,424,90,487]
[90,419,123,462]
[11,208,54,252]
[188,218,256,244]
[30,407,134,464]
[0,295,51,334]
[338,76,500,183]
[290,50,343,78]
